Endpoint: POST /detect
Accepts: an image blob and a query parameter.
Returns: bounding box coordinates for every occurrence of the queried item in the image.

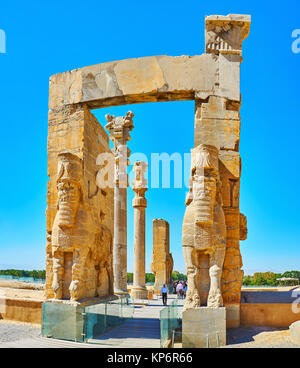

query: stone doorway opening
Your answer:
[91,100,194,280]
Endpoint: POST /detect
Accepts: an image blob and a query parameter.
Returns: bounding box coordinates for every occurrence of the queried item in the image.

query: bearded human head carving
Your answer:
[183,144,227,310]
[191,144,219,226]
[56,152,82,228]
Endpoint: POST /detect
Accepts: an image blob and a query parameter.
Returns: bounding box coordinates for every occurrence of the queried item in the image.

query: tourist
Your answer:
[176,281,184,299]
[160,284,168,305]
[183,283,187,298]
[173,281,177,294]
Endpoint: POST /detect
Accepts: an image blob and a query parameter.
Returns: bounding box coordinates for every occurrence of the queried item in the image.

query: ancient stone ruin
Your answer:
[131,161,148,300]
[46,107,114,301]
[105,111,134,295]
[181,14,250,347]
[151,219,173,294]
[45,13,251,346]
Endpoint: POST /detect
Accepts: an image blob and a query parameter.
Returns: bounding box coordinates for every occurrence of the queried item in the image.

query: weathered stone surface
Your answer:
[49,54,220,110]
[50,55,218,109]
[240,302,300,328]
[219,150,240,178]
[105,112,134,295]
[182,307,226,348]
[151,219,173,294]
[289,321,300,345]
[240,213,248,240]
[205,14,251,56]
[182,144,226,310]
[46,14,251,333]
[46,105,114,301]
[194,96,240,150]
[49,14,251,110]
[182,14,250,328]
[204,14,250,101]
[131,162,148,300]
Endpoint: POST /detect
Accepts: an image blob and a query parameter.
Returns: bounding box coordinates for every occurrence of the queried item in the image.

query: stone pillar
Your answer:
[206,15,250,328]
[105,111,134,294]
[182,15,251,344]
[131,161,148,300]
[151,219,173,294]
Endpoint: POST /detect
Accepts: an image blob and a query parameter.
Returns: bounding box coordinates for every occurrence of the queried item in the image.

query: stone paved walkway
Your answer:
[88,295,183,348]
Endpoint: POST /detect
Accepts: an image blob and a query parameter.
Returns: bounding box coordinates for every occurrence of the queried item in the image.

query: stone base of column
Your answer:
[131,287,148,300]
[182,307,226,348]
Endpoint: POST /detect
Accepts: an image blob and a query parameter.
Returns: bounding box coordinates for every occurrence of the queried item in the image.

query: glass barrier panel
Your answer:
[42,302,85,342]
[159,299,181,348]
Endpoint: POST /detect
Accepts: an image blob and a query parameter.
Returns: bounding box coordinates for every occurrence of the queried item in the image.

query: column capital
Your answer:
[132,161,148,208]
[105,111,134,143]
[105,111,134,188]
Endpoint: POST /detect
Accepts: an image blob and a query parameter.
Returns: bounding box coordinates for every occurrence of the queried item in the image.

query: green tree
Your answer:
[145,273,155,283]
[0,269,46,280]
[127,273,133,283]
[282,271,300,280]
[171,270,187,281]
[242,275,252,285]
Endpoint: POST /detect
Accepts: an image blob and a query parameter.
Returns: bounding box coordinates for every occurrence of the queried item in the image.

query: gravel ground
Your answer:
[0,320,41,343]
[224,326,300,348]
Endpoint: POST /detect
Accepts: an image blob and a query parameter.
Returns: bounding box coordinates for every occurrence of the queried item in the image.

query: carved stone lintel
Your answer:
[205,14,251,56]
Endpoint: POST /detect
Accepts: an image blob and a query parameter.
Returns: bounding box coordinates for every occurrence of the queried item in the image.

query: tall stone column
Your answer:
[105,111,134,294]
[131,161,148,300]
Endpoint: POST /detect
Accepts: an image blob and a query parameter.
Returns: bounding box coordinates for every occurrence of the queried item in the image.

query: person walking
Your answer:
[183,283,187,298]
[173,281,177,294]
[160,284,168,305]
[176,281,184,299]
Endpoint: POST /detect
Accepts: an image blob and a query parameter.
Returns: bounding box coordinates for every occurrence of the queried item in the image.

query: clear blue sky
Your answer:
[0,1,299,275]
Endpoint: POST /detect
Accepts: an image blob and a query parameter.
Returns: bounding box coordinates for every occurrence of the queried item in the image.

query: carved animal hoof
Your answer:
[183,299,194,312]
[187,266,197,277]
[207,291,223,308]
[69,280,80,300]
[183,290,201,311]
[51,279,60,292]
[52,284,62,300]
[192,293,201,308]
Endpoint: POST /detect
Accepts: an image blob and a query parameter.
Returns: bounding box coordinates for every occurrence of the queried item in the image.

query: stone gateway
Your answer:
[45,13,250,342]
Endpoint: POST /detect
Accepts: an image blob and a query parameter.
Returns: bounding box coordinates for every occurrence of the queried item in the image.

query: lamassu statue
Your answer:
[182,144,226,310]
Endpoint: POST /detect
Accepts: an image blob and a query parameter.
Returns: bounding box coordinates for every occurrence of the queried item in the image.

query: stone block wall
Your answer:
[46,104,114,301]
